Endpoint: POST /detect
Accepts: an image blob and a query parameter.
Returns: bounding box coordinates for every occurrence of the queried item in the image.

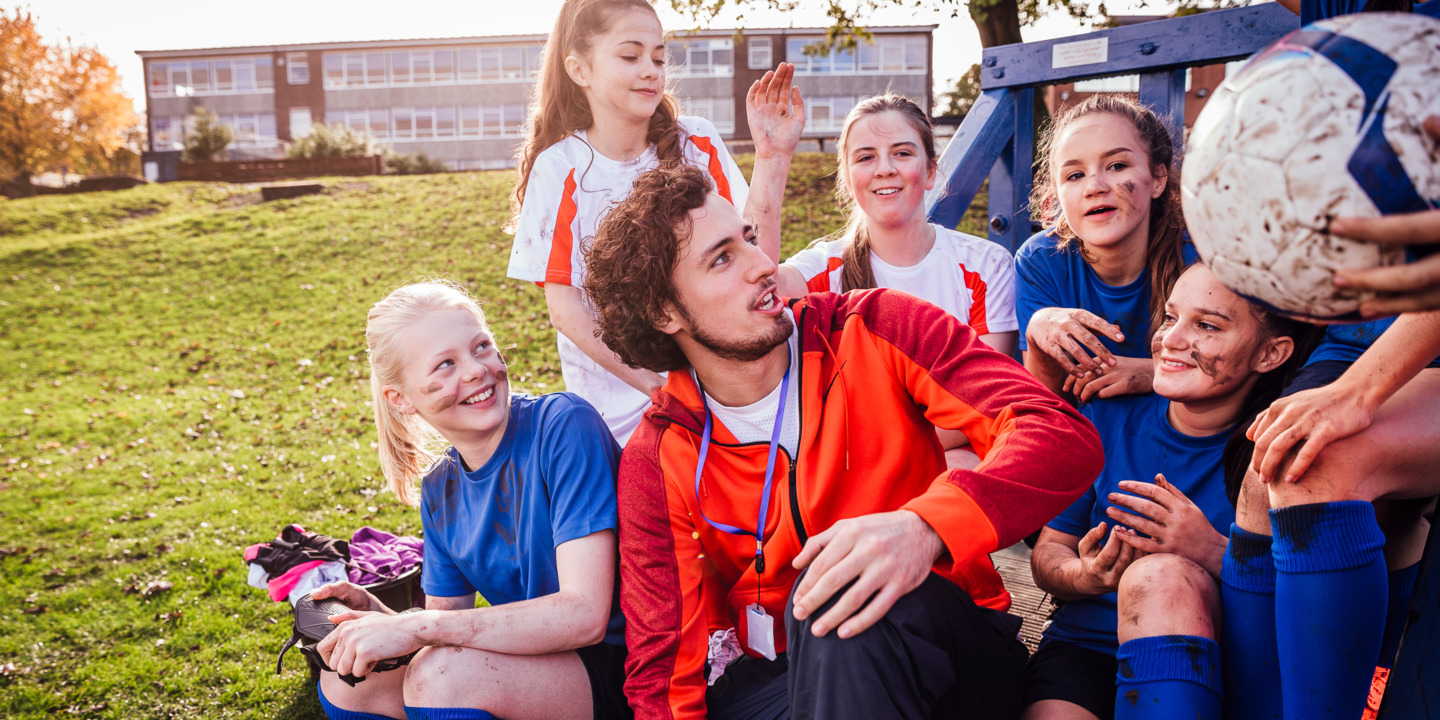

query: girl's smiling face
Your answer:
[1151,265,1289,405]
[383,309,510,443]
[842,110,936,231]
[566,8,666,127]
[1053,112,1167,256]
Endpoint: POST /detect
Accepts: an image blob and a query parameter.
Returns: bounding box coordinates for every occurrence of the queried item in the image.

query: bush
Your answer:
[286,122,383,159]
[182,108,233,162]
[385,152,449,175]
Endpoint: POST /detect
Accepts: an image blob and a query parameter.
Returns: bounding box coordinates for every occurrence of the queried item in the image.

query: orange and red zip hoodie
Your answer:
[618,289,1103,720]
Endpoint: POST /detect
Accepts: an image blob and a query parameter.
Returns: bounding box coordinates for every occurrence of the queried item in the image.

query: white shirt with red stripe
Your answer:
[782,224,1018,336]
[507,116,749,444]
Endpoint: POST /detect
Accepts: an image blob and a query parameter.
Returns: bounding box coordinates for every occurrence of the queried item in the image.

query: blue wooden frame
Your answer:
[925,2,1300,251]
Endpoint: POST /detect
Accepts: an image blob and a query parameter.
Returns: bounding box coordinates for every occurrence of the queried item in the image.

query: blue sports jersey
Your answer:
[1015,229,1198,356]
[1041,392,1236,657]
[1301,0,1363,23]
[1307,319,1394,365]
[419,392,625,646]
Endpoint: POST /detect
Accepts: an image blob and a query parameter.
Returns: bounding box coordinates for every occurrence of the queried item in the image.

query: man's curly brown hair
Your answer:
[585,163,714,373]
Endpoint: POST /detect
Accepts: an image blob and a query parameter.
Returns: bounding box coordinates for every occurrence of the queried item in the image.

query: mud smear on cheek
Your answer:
[1190,350,1236,386]
[1120,180,1137,198]
[429,394,457,413]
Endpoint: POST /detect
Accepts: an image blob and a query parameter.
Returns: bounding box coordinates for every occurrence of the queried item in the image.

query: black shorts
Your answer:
[1280,360,1350,398]
[1022,639,1117,720]
[576,641,633,720]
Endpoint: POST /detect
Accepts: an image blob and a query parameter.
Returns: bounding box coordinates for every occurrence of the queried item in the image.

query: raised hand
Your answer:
[746,62,806,160]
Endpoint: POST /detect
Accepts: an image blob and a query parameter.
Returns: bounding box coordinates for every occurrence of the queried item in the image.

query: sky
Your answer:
[23,0,1153,114]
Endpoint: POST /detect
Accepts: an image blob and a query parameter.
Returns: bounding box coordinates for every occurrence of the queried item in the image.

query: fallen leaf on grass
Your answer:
[141,580,173,597]
[0,662,31,677]
[157,610,182,622]
[22,605,46,614]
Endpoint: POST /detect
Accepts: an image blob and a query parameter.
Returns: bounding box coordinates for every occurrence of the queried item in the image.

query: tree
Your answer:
[181,108,233,162]
[0,9,137,193]
[937,63,981,118]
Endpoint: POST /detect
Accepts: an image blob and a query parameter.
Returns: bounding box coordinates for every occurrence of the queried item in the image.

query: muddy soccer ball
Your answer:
[1181,12,1440,322]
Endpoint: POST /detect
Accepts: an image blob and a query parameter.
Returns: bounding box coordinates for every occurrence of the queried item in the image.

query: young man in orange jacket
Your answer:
[584,163,1104,720]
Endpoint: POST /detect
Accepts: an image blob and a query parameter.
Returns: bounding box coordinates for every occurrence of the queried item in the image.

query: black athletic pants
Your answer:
[705,571,1029,720]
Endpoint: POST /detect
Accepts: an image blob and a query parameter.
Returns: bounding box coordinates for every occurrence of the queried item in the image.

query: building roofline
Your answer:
[667,24,938,36]
[136,33,550,58]
[134,24,936,58]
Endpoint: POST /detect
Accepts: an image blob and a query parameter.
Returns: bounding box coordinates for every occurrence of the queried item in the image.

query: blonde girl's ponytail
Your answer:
[365,280,489,506]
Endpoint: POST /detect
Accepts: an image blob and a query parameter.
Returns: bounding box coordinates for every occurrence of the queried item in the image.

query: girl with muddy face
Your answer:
[1148,264,1301,433]
[1017,95,1190,408]
[1023,264,1318,720]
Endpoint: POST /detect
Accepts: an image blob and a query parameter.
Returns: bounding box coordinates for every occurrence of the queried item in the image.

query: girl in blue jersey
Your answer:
[1017,95,1193,405]
[308,281,630,720]
[1022,264,1319,720]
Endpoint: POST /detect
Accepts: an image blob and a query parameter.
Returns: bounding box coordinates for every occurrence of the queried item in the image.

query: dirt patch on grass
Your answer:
[222,192,263,208]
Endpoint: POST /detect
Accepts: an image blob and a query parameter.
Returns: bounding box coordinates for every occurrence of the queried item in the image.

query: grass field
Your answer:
[0,154,988,719]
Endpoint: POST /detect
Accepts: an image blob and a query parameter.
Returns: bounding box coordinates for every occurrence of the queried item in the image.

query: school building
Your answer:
[136,25,935,173]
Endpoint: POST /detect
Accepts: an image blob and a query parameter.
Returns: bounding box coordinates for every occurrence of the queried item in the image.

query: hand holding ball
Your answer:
[1182,13,1440,323]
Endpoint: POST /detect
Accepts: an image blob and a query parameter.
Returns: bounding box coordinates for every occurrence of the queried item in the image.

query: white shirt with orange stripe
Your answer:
[507,116,749,444]
[782,224,1019,336]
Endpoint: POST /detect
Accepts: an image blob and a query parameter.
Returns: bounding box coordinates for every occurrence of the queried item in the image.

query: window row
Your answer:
[323,104,527,141]
[680,97,735,135]
[786,37,927,75]
[322,46,543,89]
[667,39,734,78]
[806,96,856,134]
[148,57,274,97]
[151,113,278,151]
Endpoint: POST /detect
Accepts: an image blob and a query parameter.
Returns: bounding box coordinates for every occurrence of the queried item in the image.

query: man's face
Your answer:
[660,192,793,362]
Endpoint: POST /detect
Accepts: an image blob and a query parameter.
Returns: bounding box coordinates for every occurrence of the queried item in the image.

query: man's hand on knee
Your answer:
[790,510,944,639]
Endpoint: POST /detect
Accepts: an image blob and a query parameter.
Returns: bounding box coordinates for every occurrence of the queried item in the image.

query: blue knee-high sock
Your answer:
[1378,562,1420,669]
[1115,635,1222,720]
[1271,501,1387,720]
[1220,524,1282,720]
[317,682,404,720]
[402,708,496,720]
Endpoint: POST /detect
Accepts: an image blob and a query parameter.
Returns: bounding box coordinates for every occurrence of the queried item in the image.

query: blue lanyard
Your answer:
[693,349,790,575]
